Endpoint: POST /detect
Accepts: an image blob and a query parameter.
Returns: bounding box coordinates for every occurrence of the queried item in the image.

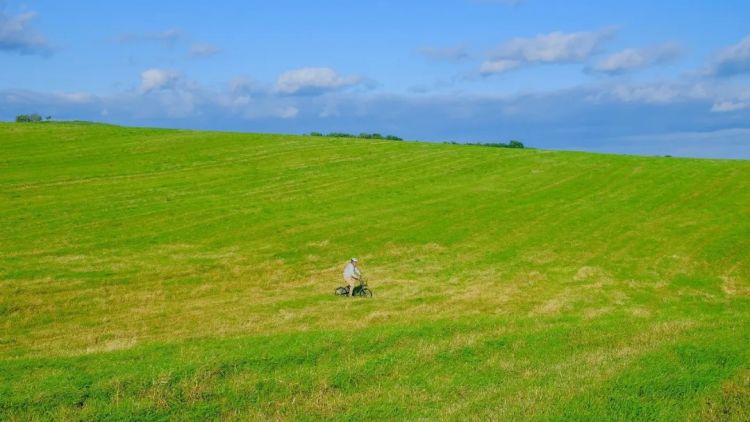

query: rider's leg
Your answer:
[345,277,354,296]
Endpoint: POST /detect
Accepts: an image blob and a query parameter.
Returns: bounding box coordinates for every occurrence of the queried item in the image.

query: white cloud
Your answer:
[56,92,96,104]
[617,127,750,143]
[479,59,522,74]
[275,67,362,95]
[711,100,749,112]
[319,100,340,117]
[232,95,251,106]
[145,28,181,43]
[481,29,615,75]
[706,34,750,77]
[115,28,182,45]
[711,90,750,112]
[134,69,200,117]
[418,45,469,62]
[586,81,711,105]
[150,88,196,117]
[608,84,681,104]
[585,80,750,112]
[0,9,52,55]
[590,43,681,74]
[228,76,260,95]
[275,106,299,119]
[1,67,320,120]
[190,42,220,58]
[139,68,180,93]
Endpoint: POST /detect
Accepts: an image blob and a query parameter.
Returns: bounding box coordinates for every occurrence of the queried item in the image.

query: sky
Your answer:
[2,0,750,158]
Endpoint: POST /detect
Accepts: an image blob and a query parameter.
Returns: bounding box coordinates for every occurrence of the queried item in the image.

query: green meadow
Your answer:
[1,122,748,420]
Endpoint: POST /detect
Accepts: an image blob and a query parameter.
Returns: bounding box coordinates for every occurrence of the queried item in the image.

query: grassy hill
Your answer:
[1,122,749,420]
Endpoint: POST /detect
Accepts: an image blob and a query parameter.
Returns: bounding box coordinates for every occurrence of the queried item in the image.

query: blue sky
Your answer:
[2,0,750,157]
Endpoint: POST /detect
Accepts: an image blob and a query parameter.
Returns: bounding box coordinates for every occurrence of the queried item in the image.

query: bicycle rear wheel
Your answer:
[335,287,348,296]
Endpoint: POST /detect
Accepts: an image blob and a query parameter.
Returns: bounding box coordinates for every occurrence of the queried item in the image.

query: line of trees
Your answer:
[16,113,52,123]
[308,132,524,148]
[446,140,525,149]
[309,132,403,141]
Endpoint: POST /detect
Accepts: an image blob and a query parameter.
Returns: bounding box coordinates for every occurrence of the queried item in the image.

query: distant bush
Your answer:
[16,113,43,123]
[327,132,355,138]
[317,132,403,141]
[8,119,506,149]
[464,140,525,149]
[358,133,386,139]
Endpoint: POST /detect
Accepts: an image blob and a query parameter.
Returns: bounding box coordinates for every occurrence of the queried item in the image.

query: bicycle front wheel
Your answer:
[360,288,373,298]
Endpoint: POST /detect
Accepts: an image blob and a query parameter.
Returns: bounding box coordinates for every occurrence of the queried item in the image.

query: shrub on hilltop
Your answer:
[452,140,525,149]
[16,113,44,123]
[308,132,403,141]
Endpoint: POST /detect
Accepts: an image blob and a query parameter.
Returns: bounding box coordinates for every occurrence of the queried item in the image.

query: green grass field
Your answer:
[1,122,749,420]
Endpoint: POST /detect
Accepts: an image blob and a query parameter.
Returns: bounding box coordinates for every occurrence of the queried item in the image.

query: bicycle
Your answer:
[335,276,373,298]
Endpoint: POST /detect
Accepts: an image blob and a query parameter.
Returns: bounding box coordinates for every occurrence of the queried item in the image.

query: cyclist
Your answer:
[342,257,361,297]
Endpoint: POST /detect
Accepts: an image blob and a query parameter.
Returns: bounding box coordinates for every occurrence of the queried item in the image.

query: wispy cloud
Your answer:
[1,89,97,106]
[589,43,682,74]
[55,91,96,104]
[418,45,469,62]
[481,28,616,75]
[705,34,750,77]
[0,8,52,55]
[711,99,750,112]
[711,90,750,112]
[189,42,220,58]
[586,81,693,104]
[115,28,182,45]
[480,59,522,74]
[228,76,260,95]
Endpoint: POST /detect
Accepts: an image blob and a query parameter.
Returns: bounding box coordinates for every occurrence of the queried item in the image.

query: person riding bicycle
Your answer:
[342,257,361,297]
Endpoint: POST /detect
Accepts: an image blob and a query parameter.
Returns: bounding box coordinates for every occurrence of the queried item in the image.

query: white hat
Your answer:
[351,257,358,262]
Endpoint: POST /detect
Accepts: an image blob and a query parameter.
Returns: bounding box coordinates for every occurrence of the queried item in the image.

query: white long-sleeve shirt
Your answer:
[343,262,360,279]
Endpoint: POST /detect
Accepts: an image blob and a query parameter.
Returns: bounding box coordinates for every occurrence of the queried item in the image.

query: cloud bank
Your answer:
[4,64,750,158]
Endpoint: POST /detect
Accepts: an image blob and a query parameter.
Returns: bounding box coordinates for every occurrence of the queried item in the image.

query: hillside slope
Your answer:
[1,122,749,420]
